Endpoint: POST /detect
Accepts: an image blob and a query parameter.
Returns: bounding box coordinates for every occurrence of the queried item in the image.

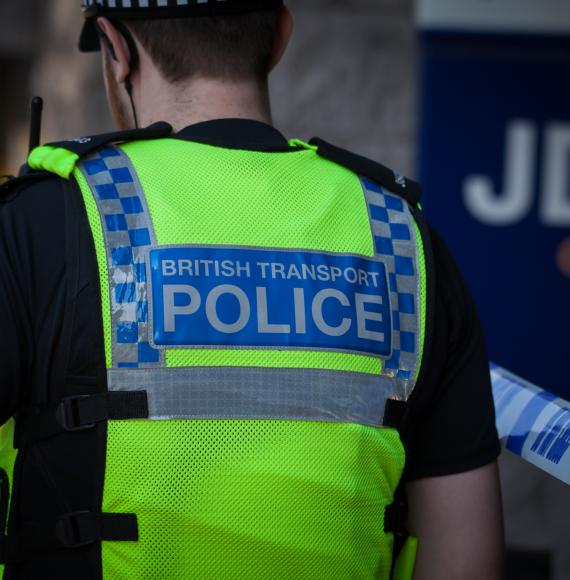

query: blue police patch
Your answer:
[149,246,392,357]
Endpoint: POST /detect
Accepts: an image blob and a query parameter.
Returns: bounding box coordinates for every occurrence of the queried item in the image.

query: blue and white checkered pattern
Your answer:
[82,0,242,10]
[492,364,570,486]
[79,147,164,369]
[78,151,421,394]
[361,177,421,393]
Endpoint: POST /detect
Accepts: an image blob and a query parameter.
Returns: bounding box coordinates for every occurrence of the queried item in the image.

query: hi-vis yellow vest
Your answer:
[2,124,430,580]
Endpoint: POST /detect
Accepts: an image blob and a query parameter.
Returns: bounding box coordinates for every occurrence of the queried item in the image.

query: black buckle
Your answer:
[15,391,149,448]
[3,511,139,563]
[384,501,408,537]
[383,399,408,432]
[54,512,99,549]
[55,396,97,432]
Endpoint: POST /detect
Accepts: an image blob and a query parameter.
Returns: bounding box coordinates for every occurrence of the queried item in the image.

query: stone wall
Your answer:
[273,0,417,176]
[0,0,42,172]
[15,0,418,178]
[501,454,569,580]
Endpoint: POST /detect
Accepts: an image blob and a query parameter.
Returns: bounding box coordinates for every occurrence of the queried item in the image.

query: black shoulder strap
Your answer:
[47,121,173,160]
[309,137,421,207]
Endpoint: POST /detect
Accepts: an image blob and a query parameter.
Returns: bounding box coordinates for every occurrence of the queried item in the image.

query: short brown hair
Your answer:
[125,10,280,84]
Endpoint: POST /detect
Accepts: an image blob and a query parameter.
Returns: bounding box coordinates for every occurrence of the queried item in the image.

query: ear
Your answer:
[97,17,132,84]
[269,6,294,71]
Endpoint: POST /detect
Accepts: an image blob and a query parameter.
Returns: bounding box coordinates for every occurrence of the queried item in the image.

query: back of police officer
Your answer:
[0,1,504,579]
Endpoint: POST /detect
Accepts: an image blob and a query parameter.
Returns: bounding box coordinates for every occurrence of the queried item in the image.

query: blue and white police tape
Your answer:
[492,364,570,485]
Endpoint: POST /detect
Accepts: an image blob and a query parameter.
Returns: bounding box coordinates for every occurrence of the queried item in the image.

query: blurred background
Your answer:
[0,0,568,578]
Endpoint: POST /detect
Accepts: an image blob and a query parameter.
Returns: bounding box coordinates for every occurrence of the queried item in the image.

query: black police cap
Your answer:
[80,0,283,52]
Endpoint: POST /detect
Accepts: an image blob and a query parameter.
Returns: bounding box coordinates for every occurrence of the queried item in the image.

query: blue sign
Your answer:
[418,32,570,398]
[149,246,391,356]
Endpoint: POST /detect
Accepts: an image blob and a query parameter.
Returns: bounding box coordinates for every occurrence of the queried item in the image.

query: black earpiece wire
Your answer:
[101,33,118,62]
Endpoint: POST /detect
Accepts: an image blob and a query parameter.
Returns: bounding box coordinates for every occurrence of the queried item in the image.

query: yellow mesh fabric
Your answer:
[120,138,380,375]
[74,168,112,367]
[103,420,405,580]
[77,139,412,579]
[28,146,80,179]
[0,420,17,580]
[394,536,419,580]
[124,140,372,253]
[414,222,427,381]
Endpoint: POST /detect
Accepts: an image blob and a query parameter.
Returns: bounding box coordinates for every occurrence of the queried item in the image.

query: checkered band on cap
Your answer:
[81,0,282,14]
[79,0,283,51]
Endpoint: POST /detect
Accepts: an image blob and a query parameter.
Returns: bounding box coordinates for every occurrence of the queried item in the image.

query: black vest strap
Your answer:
[385,497,410,580]
[383,399,408,432]
[383,399,412,579]
[2,511,138,564]
[46,122,173,160]
[14,391,149,449]
[384,500,408,537]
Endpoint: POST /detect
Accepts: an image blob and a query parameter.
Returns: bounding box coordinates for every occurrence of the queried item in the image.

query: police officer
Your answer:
[0,1,504,579]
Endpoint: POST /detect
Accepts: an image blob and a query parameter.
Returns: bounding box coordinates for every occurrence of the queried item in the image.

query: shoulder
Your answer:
[0,171,65,211]
[428,225,480,327]
[405,225,500,479]
[308,137,422,207]
[0,174,69,268]
[418,223,487,375]
[27,122,173,179]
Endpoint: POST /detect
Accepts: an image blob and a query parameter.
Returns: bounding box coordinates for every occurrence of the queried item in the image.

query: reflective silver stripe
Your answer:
[78,147,164,369]
[361,178,421,400]
[107,367,399,427]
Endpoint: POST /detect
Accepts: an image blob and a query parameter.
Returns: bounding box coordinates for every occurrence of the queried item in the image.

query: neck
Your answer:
[134,70,273,131]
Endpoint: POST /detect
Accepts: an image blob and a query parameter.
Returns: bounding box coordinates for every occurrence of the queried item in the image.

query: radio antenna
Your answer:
[28,96,44,153]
